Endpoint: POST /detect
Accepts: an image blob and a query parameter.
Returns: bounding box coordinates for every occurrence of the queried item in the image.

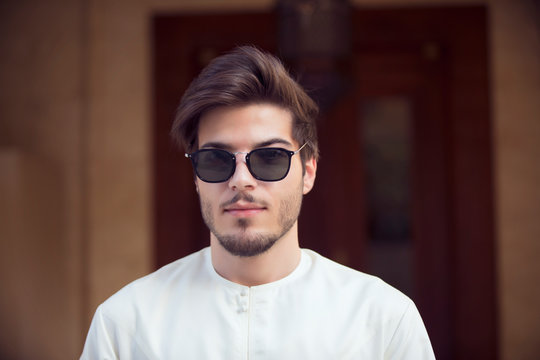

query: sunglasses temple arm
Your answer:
[294,143,308,154]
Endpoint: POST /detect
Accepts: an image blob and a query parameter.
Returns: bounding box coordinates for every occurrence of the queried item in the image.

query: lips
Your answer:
[223,202,266,217]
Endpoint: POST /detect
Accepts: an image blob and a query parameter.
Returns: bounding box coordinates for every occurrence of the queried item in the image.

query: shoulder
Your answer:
[81,248,213,358]
[303,249,409,297]
[300,249,434,358]
[301,249,413,316]
[98,248,209,323]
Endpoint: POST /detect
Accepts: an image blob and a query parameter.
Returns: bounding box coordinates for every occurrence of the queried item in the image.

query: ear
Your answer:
[302,157,317,195]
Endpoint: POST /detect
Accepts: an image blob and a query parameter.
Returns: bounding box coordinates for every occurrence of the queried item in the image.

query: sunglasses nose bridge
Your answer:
[231,151,249,165]
[227,151,258,188]
[230,151,252,177]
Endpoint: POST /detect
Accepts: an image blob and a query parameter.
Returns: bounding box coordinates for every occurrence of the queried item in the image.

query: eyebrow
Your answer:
[200,138,294,150]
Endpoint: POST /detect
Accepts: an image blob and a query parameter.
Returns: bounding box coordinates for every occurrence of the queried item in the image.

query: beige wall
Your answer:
[491,1,540,359]
[0,1,84,358]
[0,0,538,359]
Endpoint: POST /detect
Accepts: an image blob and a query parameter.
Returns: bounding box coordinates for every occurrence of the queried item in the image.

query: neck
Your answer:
[210,223,301,286]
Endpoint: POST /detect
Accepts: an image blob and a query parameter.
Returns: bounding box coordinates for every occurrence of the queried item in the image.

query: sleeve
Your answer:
[384,301,436,360]
[79,305,118,360]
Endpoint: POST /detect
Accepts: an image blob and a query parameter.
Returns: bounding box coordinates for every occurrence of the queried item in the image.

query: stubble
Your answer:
[200,186,303,257]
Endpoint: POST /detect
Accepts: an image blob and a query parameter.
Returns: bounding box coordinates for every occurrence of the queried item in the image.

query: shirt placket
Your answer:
[236,287,250,360]
[247,287,272,360]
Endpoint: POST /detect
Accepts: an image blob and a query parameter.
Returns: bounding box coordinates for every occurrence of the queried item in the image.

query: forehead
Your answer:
[198,104,295,147]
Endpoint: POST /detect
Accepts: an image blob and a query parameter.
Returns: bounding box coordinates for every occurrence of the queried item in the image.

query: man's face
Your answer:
[195,103,316,257]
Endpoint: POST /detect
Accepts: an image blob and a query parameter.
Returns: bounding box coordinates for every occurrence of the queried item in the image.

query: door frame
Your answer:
[152,6,496,359]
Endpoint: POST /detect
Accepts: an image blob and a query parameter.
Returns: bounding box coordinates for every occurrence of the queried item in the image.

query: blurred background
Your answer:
[0,0,539,359]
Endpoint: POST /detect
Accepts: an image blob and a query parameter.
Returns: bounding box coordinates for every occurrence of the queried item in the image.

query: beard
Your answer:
[200,187,303,257]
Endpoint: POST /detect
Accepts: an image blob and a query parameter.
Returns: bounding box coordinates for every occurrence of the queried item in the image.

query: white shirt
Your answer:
[81,248,435,359]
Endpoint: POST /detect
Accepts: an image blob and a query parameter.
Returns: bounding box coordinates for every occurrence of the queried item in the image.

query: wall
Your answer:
[0,1,84,358]
[0,0,538,359]
[491,1,540,359]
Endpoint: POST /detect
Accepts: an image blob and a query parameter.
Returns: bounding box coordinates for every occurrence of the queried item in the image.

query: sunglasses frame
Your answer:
[185,143,307,183]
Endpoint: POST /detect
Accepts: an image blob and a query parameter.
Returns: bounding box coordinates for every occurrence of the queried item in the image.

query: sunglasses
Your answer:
[185,143,306,183]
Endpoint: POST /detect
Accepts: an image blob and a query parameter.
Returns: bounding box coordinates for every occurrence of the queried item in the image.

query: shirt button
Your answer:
[240,289,247,297]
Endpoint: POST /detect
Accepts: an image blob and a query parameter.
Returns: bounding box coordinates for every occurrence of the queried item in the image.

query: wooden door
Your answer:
[152,6,496,359]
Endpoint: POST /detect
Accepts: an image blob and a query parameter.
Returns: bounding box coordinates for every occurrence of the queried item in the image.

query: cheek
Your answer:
[198,187,214,206]
[197,184,225,214]
[276,173,306,202]
[197,182,218,198]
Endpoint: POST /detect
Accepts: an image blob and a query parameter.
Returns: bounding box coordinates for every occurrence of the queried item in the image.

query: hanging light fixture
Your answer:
[277,0,352,112]
[277,0,351,61]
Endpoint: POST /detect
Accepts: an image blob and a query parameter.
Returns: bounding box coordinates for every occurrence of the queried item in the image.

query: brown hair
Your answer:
[171,46,319,163]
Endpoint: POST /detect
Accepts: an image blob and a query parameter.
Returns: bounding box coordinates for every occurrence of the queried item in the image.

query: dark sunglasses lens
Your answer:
[193,149,234,182]
[249,148,290,181]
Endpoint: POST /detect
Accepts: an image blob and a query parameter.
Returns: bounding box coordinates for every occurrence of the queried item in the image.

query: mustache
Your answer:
[220,192,266,209]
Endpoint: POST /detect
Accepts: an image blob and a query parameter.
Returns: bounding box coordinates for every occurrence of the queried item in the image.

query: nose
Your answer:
[228,152,257,190]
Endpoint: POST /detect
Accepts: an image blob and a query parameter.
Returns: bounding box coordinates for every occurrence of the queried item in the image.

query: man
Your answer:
[81,46,435,359]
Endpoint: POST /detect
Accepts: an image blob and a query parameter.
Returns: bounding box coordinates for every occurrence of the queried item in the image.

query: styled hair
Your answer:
[171,46,319,163]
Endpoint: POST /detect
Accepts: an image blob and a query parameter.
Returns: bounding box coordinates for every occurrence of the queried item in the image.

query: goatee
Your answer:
[200,190,302,257]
